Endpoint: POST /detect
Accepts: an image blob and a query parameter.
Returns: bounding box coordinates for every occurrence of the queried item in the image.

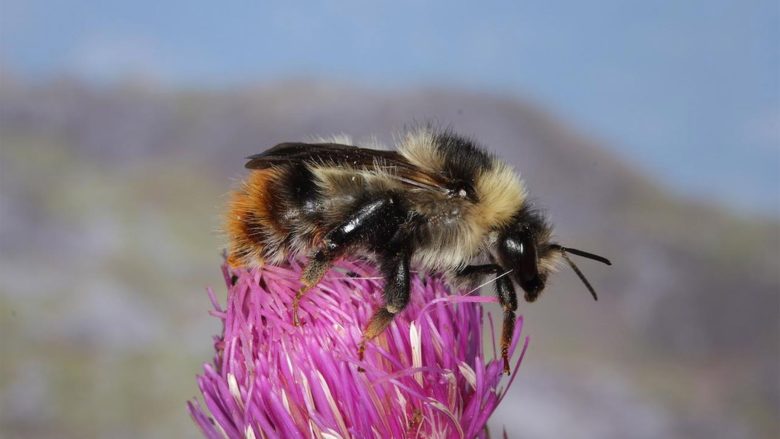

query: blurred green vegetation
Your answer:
[1,134,225,438]
[1,81,777,439]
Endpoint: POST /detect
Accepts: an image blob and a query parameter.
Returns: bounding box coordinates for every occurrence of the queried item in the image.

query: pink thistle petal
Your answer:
[190,260,528,438]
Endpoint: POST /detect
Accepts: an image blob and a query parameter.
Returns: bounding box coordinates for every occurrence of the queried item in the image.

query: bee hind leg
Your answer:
[294,195,407,326]
[293,249,335,326]
[457,264,517,375]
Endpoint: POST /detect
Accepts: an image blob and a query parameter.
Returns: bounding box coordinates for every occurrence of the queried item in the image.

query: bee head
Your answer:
[496,208,553,302]
[497,207,611,302]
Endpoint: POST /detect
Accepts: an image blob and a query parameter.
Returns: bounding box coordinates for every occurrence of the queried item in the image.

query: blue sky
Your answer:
[2,0,778,215]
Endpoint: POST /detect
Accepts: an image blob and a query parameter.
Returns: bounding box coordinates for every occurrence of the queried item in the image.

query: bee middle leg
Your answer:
[457,264,518,375]
[358,245,412,361]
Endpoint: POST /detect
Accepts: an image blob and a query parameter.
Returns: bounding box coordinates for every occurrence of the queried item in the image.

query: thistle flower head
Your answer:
[189,260,528,438]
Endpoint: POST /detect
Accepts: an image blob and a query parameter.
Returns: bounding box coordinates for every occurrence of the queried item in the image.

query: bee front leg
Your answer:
[358,246,412,362]
[457,264,517,375]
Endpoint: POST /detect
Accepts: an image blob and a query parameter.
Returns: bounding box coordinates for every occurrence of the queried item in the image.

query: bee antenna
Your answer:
[549,244,609,301]
[560,247,612,266]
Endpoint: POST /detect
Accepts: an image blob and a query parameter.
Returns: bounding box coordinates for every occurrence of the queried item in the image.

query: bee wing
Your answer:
[246,142,401,169]
[245,142,450,194]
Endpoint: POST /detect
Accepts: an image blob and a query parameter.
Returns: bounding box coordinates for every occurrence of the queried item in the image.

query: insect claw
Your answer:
[292,284,314,327]
[292,295,303,327]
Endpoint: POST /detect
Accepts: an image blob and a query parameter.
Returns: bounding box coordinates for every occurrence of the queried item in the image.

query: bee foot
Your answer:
[292,307,303,327]
[357,339,367,361]
[292,289,306,326]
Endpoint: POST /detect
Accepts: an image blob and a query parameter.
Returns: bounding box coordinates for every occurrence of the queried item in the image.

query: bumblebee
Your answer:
[225,128,610,373]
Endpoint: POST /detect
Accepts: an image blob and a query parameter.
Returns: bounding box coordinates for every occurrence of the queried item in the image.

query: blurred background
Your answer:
[1,1,778,438]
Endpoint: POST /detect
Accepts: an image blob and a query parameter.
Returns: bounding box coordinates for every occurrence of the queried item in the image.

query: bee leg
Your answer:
[496,274,518,375]
[295,196,406,326]
[457,264,517,375]
[293,248,335,326]
[358,246,412,361]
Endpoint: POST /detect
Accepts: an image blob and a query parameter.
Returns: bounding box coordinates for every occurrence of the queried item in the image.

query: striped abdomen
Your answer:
[225,164,324,266]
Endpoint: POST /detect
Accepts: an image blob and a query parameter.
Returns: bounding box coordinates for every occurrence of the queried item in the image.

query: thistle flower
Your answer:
[189,259,528,438]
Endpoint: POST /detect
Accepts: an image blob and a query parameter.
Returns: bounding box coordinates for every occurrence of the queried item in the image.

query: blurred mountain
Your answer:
[1,78,778,439]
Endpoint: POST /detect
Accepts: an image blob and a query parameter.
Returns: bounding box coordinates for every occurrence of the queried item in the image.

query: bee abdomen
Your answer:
[226,168,293,267]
